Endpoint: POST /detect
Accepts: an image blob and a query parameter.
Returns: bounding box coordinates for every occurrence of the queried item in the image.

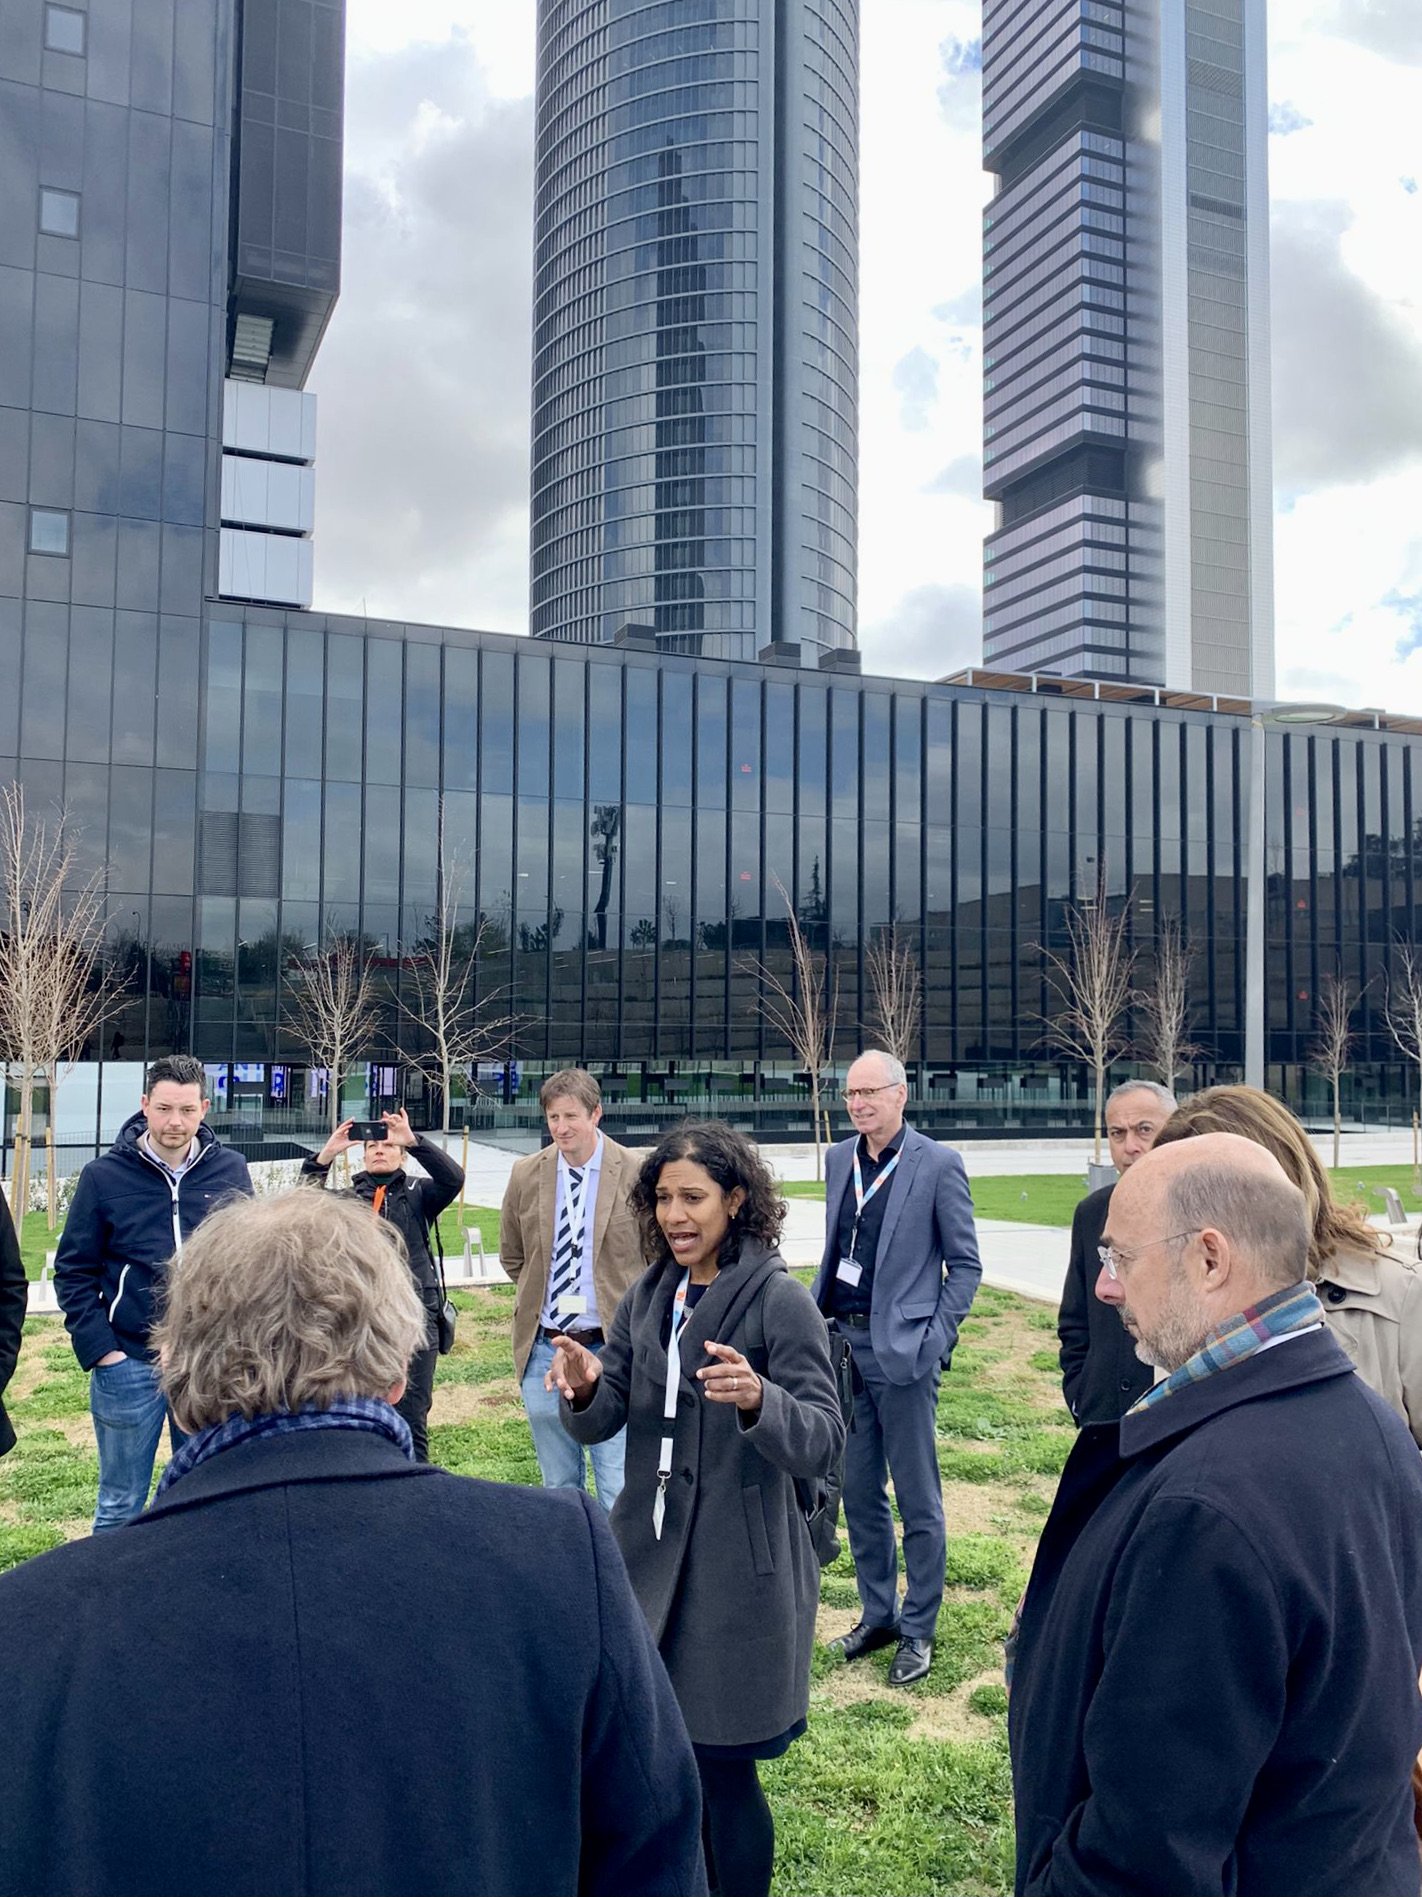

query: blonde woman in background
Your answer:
[1152,1084,1422,1446]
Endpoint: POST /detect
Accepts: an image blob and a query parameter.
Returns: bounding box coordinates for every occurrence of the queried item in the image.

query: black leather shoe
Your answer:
[887,1635,933,1686]
[828,1620,901,1663]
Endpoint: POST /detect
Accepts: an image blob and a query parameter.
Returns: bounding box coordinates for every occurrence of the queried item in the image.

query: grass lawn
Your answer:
[786,1166,1422,1232]
[0,1279,1069,1896]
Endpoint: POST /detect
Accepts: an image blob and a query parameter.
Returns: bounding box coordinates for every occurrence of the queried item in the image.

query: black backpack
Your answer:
[741,1280,856,1567]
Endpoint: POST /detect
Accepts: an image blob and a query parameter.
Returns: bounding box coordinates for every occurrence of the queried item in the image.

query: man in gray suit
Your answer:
[815,1050,982,1685]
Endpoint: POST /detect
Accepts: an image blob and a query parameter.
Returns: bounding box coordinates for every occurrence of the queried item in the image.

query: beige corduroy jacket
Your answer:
[499,1136,646,1380]
[1318,1239,1422,1448]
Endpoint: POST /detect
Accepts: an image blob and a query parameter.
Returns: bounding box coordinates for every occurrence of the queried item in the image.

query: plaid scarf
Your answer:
[155,1396,413,1500]
[1129,1280,1325,1414]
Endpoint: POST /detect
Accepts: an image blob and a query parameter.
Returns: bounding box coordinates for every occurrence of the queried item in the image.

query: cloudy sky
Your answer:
[309,1,1422,711]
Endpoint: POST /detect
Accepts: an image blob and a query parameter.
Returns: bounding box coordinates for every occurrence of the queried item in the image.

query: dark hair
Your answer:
[144,1055,208,1098]
[628,1120,786,1266]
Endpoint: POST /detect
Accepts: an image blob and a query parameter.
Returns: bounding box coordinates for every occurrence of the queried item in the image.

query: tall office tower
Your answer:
[979,0,1274,696]
[530,0,859,664]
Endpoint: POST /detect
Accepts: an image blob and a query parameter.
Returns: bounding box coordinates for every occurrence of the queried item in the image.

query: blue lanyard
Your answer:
[849,1146,900,1259]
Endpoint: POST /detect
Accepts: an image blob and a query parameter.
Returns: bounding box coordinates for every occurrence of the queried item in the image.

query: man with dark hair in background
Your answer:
[1058,1080,1176,1422]
[55,1054,252,1529]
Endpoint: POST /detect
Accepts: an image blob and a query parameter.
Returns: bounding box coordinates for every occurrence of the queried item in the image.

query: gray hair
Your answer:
[154,1190,428,1433]
[1106,1079,1177,1115]
[857,1049,907,1087]
[1163,1161,1309,1290]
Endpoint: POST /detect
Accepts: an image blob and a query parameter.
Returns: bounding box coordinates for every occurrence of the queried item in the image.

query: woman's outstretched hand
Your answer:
[697,1340,763,1413]
[545,1334,603,1405]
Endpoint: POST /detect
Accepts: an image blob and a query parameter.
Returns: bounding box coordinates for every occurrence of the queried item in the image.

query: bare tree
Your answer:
[864,923,922,1067]
[0,783,120,1221]
[1384,940,1422,1185]
[1311,970,1360,1172]
[284,934,377,1135]
[398,802,518,1132]
[1134,916,1199,1091]
[1039,878,1137,1164]
[740,875,838,1181]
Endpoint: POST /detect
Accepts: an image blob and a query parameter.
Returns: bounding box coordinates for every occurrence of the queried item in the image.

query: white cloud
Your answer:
[310,5,1422,712]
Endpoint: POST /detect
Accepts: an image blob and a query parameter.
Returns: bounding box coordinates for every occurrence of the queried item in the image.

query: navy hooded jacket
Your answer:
[55,1113,252,1368]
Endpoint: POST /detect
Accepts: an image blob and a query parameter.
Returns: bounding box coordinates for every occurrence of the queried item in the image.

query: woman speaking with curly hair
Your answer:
[546,1121,844,1897]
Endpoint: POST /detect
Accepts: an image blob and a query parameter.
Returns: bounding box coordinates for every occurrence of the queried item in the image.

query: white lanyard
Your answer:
[848,1145,901,1260]
[653,1270,692,1542]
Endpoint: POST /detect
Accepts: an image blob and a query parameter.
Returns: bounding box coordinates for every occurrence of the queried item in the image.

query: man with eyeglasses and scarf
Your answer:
[814,1049,982,1687]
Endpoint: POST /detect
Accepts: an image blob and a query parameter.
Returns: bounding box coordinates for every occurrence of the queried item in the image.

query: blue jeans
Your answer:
[521,1334,626,1514]
[89,1355,186,1532]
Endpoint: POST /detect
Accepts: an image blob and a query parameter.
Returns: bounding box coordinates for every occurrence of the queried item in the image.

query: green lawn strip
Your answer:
[767,1703,1014,1897]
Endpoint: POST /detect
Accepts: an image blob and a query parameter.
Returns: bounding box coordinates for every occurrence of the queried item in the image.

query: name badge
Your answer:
[558,1294,589,1316]
[835,1257,862,1288]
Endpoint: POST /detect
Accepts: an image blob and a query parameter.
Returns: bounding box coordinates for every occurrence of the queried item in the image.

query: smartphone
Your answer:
[350,1119,388,1141]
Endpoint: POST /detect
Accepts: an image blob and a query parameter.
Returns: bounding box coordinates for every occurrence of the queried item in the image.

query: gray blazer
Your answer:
[562,1237,844,1748]
[813,1123,983,1386]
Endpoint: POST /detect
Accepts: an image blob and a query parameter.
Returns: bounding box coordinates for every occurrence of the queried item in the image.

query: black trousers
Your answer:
[397,1323,439,1463]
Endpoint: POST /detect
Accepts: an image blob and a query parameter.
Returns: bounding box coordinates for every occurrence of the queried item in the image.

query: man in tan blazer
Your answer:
[500,1069,645,1511]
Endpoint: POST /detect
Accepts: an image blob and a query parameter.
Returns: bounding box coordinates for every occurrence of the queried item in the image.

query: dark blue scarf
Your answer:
[155,1396,413,1500]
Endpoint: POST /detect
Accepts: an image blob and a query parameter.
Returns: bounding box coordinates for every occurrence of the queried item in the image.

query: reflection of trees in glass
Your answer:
[590,805,621,950]
[518,908,565,954]
[630,917,658,948]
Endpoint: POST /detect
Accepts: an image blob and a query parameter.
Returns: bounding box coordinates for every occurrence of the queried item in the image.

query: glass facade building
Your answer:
[2,0,1420,1160]
[529,0,859,664]
[980,0,1274,698]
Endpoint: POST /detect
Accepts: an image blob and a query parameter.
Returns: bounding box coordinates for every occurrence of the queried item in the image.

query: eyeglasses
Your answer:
[1097,1230,1201,1281]
[841,1084,901,1103]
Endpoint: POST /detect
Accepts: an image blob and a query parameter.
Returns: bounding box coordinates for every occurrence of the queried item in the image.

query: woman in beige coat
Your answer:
[1153,1085,1422,1446]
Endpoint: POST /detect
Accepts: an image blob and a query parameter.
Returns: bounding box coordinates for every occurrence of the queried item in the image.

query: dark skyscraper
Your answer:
[979,0,1274,696]
[529,0,860,665]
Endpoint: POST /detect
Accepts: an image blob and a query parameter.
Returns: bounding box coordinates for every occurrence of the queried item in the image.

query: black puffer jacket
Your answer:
[300,1136,465,1305]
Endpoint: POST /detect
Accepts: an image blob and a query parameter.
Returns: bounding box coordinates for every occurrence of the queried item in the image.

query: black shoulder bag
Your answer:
[432,1217,457,1355]
[741,1283,855,1567]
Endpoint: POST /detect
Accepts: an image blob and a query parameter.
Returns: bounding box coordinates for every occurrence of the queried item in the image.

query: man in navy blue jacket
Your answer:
[815,1049,982,1686]
[1010,1133,1422,1897]
[0,1188,704,1897]
[55,1055,251,1528]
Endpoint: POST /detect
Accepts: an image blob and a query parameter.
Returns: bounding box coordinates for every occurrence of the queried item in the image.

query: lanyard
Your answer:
[654,1270,692,1541]
[848,1145,901,1260]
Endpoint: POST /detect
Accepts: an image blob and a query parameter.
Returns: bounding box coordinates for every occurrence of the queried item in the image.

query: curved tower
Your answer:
[531,0,859,664]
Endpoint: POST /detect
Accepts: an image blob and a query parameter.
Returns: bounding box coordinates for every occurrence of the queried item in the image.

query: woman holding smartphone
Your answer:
[546,1121,843,1897]
[301,1108,464,1461]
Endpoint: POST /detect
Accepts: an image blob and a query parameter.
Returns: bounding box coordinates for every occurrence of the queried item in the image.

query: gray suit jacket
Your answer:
[812,1123,982,1386]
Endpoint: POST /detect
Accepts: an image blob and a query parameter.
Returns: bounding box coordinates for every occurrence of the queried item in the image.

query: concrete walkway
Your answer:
[27,1126,1413,1317]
